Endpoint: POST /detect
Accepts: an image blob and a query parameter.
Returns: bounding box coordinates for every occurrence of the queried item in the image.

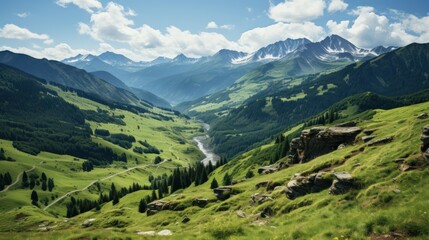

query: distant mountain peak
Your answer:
[172,53,198,63]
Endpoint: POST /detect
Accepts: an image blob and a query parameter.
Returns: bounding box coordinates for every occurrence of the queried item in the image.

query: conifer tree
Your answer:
[210,178,219,189]
[31,190,38,205]
[138,199,147,213]
[22,171,29,188]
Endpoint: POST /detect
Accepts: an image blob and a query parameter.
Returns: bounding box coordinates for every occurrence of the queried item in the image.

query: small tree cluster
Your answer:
[0,172,12,190]
[82,161,94,172]
[304,109,340,127]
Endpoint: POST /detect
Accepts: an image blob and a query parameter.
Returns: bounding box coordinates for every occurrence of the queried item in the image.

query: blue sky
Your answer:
[0,0,428,61]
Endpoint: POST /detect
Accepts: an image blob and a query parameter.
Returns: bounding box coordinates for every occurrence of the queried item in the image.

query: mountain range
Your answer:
[62,35,395,105]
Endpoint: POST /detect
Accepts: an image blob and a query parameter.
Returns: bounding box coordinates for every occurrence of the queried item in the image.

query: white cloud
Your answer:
[268,0,326,23]
[17,12,30,18]
[0,24,53,44]
[0,43,94,60]
[326,6,429,48]
[77,2,240,60]
[220,24,234,30]
[206,21,218,29]
[56,0,102,13]
[328,0,348,13]
[247,7,253,13]
[238,22,325,52]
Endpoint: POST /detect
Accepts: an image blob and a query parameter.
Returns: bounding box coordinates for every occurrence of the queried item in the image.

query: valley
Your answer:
[0,1,428,239]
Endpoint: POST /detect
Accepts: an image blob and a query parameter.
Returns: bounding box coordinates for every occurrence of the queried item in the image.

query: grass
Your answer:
[0,85,205,227]
[1,92,429,239]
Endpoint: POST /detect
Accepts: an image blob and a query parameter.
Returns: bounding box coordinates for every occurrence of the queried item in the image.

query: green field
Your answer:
[0,83,205,230]
[1,93,428,239]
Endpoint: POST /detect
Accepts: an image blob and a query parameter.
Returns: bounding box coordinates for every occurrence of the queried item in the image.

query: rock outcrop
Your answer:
[213,186,232,200]
[249,193,273,205]
[417,113,428,119]
[284,172,332,199]
[421,125,429,160]
[192,198,209,208]
[367,136,393,146]
[290,126,363,163]
[328,172,354,195]
[258,162,287,174]
[284,171,354,199]
[147,201,176,216]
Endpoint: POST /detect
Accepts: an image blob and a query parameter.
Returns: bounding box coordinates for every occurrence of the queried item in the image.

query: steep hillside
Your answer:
[91,71,172,108]
[0,51,143,107]
[0,64,205,231]
[126,58,260,105]
[2,98,428,239]
[209,43,429,157]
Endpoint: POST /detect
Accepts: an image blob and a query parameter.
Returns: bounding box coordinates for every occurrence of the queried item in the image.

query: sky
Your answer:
[0,0,428,61]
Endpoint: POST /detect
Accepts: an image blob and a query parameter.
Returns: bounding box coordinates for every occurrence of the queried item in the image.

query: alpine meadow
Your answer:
[0,0,429,239]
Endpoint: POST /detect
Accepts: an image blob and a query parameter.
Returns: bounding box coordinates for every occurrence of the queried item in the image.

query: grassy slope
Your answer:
[0,84,204,226]
[178,59,348,122]
[2,100,428,239]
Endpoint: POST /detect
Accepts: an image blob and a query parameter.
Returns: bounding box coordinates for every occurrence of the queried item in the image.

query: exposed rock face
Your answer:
[260,206,274,218]
[368,136,393,146]
[284,171,354,199]
[182,217,190,223]
[329,172,354,195]
[82,218,96,228]
[192,198,209,208]
[255,181,271,188]
[147,201,176,215]
[258,162,287,174]
[421,125,429,160]
[249,193,273,205]
[290,126,363,163]
[284,172,332,199]
[213,186,232,200]
[417,113,428,119]
[361,135,376,143]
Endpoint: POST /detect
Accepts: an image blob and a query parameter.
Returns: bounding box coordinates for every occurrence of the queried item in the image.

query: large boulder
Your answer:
[213,186,232,200]
[368,136,393,146]
[329,172,354,195]
[284,172,332,199]
[290,126,363,163]
[249,193,273,205]
[258,162,287,174]
[146,201,176,216]
[421,125,429,153]
[192,198,209,208]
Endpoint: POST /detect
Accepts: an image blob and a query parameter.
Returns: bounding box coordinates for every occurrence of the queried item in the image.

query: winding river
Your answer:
[193,123,220,165]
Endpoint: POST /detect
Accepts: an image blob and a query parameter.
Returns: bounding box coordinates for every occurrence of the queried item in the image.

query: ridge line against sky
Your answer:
[0,0,428,61]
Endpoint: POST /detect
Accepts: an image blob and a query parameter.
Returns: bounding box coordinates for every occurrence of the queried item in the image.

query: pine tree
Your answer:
[210,178,219,189]
[151,190,157,202]
[41,180,47,191]
[31,190,39,205]
[4,172,12,185]
[158,187,163,199]
[198,167,208,185]
[48,178,54,192]
[22,171,29,188]
[245,170,254,179]
[109,183,117,201]
[138,199,147,213]
[223,172,232,186]
[29,178,36,189]
[41,172,47,182]
[112,194,119,205]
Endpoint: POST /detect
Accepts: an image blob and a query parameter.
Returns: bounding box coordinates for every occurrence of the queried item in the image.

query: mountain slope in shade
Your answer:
[0,50,144,107]
[209,42,429,158]
[91,71,171,108]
